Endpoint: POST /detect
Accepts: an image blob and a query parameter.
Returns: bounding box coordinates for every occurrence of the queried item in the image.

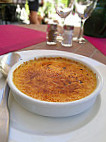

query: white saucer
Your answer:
[0,50,106,142]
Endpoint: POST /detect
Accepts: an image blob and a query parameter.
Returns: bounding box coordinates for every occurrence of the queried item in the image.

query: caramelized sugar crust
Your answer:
[13,57,97,102]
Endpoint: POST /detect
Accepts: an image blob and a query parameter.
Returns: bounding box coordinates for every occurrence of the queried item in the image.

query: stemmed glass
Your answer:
[53,0,75,42]
[74,0,98,43]
[54,0,74,20]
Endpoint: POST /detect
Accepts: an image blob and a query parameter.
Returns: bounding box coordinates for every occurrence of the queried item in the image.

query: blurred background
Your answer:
[0,0,106,38]
[0,0,81,26]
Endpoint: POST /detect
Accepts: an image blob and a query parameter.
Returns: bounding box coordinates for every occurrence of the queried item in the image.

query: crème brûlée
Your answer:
[13,57,97,102]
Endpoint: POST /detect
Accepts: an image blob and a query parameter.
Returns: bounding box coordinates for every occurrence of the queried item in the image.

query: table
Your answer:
[18,24,106,65]
[0,24,106,142]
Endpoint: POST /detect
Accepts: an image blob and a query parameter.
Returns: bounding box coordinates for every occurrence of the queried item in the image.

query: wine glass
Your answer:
[74,0,98,43]
[54,0,74,19]
[53,0,74,42]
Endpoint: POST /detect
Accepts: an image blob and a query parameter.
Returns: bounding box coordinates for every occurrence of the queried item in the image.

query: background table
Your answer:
[19,24,106,65]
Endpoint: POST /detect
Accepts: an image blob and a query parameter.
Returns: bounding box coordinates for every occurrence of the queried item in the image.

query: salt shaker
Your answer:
[61,25,74,47]
[46,22,57,45]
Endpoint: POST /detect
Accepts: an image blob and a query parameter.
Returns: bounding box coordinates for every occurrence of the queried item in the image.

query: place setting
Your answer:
[0,0,106,142]
[0,49,106,142]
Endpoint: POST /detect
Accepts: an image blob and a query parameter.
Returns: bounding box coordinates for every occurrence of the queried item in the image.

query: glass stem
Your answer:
[78,18,84,39]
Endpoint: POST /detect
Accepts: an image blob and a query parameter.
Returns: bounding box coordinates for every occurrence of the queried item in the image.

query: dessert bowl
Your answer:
[7,52,103,117]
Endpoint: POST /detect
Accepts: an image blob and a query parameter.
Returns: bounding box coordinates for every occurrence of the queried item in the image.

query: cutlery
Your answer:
[0,52,21,142]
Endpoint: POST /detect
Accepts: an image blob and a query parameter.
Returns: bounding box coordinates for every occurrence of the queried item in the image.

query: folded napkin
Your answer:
[84,35,106,56]
[0,25,46,56]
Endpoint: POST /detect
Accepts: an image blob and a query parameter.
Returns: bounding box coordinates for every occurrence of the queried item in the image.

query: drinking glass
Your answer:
[54,0,74,20]
[54,0,74,42]
[74,0,98,43]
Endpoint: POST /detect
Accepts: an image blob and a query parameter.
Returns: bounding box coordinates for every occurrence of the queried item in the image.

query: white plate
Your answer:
[0,50,106,142]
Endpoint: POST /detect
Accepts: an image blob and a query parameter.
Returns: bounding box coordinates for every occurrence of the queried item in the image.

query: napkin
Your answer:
[84,35,106,56]
[0,25,46,56]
